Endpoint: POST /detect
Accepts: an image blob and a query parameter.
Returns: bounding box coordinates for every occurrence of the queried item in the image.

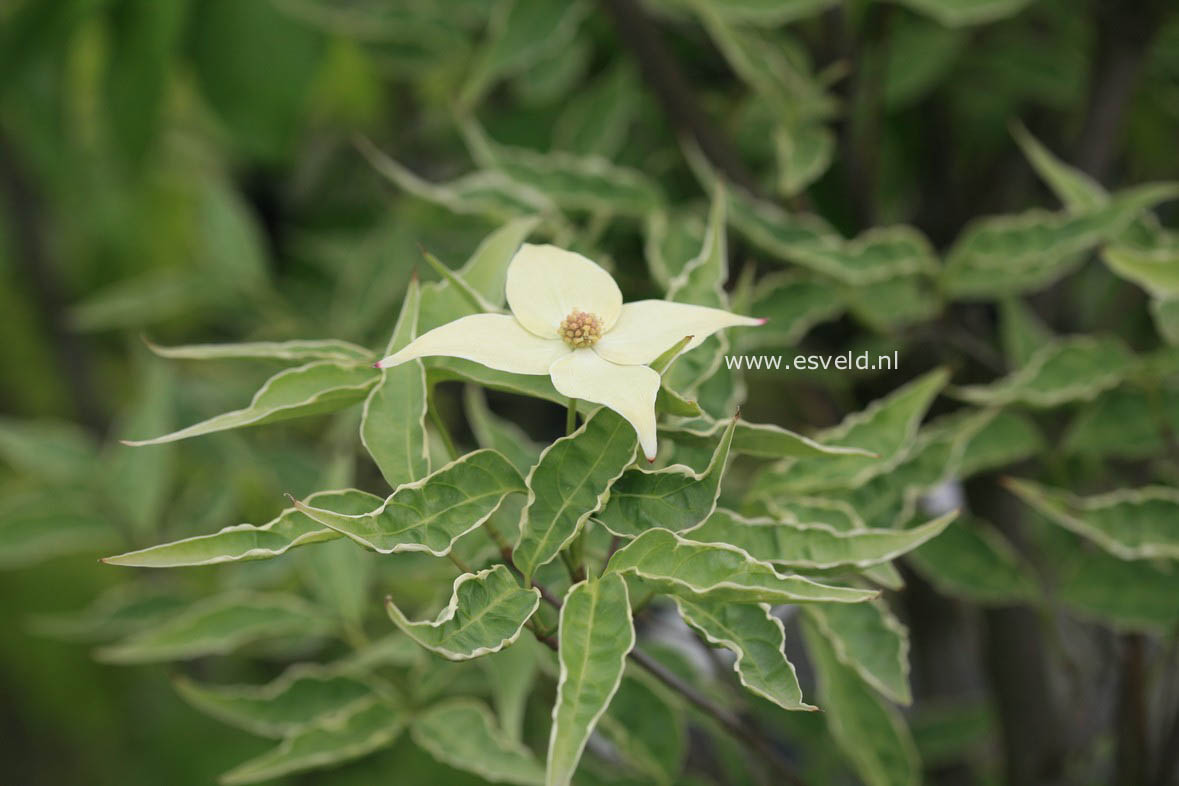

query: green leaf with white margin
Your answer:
[781,225,938,286]
[465,385,543,475]
[30,583,187,641]
[684,508,957,570]
[594,416,736,537]
[0,487,116,569]
[890,0,1031,27]
[1006,479,1179,560]
[605,529,879,604]
[0,417,98,482]
[480,634,540,743]
[1151,295,1179,345]
[738,271,844,350]
[726,187,839,266]
[775,120,835,197]
[362,277,430,488]
[1063,387,1179,459]
[295,450,524,555]
[144,337,374,363]
[103,489,381,567]
[844,274,941,331]
[174,663,384,738]
[122,361,378,445]
[547,573,635,786]
[1103,240,1179,298]
[751,368,947,497]
[803,601,911,705]
[941,182,1179,298]
[597,674,686,785]
[552,61,640,159]
[102,360,175,536]
[1009,121,1106,212]
[385,565,540,660]
[412,698,545,786]
[513,408,637,581]
[419,216,541,331]
[458,0,590,109]
[1046,530,1179,632]
[803,616,920,786]
[463,121,663,218]
[643,209,705,291]
[356,137,555,222]
[905,515,1038,606]
[655,0,837,25]
[220,698,408,785]
[949,336,1135,408]
[664,185,732,395]
[662,416,877,460]
[96,593,335,663]
[674,598,815,711]
[999,297,1054,368]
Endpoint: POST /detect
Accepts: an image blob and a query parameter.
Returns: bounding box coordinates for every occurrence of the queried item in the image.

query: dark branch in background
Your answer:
[837,2,893,229]
[1115,633,1148,786]
[1074,0,1166,181]
[530,579,809,786]
[969,477,1066,786]
[0,132,106,434]
[598,0,762,197]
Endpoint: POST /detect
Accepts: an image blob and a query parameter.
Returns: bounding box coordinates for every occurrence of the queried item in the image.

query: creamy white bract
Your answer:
[376,244,762,460]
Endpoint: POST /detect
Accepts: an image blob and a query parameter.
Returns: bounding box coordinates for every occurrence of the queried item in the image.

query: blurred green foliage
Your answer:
[1,0,1178,785]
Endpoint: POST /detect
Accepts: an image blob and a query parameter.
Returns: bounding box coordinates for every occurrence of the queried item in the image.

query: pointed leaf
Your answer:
[220,698,407,785]
[740,271,844,349]
[1009,122,1106,212]
[950,336,1134,407]
[942,183,1179,297]
[174,664,382,738]
[781,225,938,286]
[97,593,334,663]
[752,369,947,497]
[385,565,540,660]
[412,698,545,785]
[803,601,911,705]
[123,361,378,445]
[513,408,636,580]
[144,338,374,363]
[905,515,1038,605]
[103,489,381,567]
[685,508,957,570]
[546,574,635,786]
[803,617,920,786]
[605,529,878,604]
[362,278,430,488]
[1006,479,1179,560]
[594,417,736,537]
[663,417,876,460]
[1063,387,1179,459]
[674,598,814,711]
[296,450,524,556]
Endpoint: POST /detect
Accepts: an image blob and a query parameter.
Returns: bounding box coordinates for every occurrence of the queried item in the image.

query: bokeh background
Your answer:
[1,1,1177,784]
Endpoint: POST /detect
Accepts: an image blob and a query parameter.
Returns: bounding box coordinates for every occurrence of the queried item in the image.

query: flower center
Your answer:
[558,309,603,349]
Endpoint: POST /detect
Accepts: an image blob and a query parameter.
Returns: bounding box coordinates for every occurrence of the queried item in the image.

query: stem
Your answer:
[531,579,808,786]
[566,398,578,435]
[446,552,474,574]
[427,386,458,461]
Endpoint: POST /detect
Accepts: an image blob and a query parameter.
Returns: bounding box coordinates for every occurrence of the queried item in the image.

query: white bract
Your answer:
[376,244,762,460]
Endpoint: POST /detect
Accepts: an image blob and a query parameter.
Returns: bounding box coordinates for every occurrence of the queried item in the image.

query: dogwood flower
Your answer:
[376,244,762,461]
